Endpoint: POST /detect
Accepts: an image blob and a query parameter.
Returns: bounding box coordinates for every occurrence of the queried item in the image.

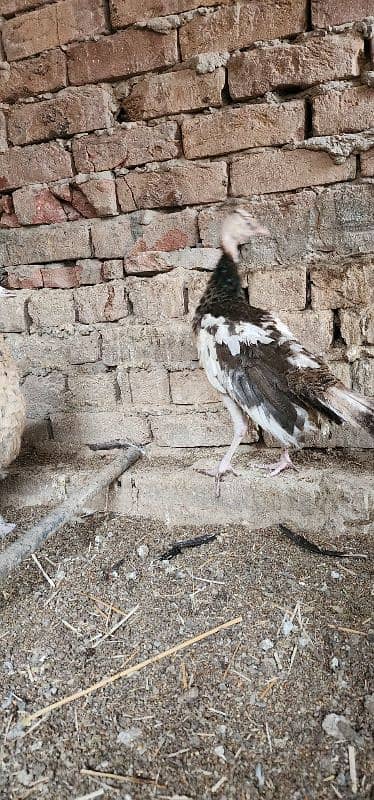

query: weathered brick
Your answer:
[41,263,82,288]
[22,371,67,418]
[0,219,91,266]
[151,408,258,447]
[199,191,315,267]
[122,68,225,121]
[122,160,227,209]
[279,310,334,354]
[12,186,67,225]
[313,86,374,136]
[247,266,306,311]
[91,215,132,259]
[92,208,198,259]
[0,142,73,191]
[311,258,374,310]
[67,372,120,410]
[74,259,102,285]
[182,100,305,159]
[115,367,132,405]
[228,35,362,100]
[74,281,127,323]
[124,247,220,275]
[0,49,67,103]
[6,265,44,290]
[109,0,231,28]
[116,179,137,214]
[6,329,100,371]
[28,289,75,328]
[179,0,306,60]
[74,174,118,218]
[361,148,374,177]
[311,0,374,27]
[8,87,112,147]
[2,0,108,61]
[186,271,209,315]
[0,114,6,155]
[315,184,374,256]
[340,308,374,347]
[170,369,217,404]
[126,269,186,322]
[1,0,53,14]
[102,260,124,281]
[230,149,355,195]
[51,411,150,445]
[67,29,178,85]
[101,320,196,368]
[0,292,28,332]
[72,122,180,173]
[352,357,374,396]
[127,367,170,405]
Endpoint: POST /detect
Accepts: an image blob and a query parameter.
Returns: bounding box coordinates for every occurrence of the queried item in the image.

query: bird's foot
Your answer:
[252,451,298,477]
[266,451,298,477]
[197,464,239,498]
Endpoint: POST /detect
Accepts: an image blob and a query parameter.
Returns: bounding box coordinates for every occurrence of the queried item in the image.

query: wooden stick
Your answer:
[21,616,242,726]
[0,446,141,581]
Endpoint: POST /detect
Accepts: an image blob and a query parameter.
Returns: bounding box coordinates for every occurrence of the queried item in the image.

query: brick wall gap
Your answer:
[306,0,313,31]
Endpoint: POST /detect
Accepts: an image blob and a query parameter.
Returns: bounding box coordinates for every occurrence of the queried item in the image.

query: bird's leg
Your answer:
[266,449,298,477]
[199,397,247,497]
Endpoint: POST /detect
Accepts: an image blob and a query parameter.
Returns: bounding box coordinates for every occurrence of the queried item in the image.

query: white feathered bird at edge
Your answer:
[0,291,26,535]
[193,208,374,497]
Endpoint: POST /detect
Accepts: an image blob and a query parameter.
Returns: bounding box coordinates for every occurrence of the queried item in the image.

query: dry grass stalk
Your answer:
[31,553,55,588]
[90,605,139,649]
[21,616,242,727]
[81,769,165,788]
[348,745,358,795]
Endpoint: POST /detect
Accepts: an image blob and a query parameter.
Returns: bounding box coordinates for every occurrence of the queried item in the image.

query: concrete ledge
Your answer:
[1,448,373,536]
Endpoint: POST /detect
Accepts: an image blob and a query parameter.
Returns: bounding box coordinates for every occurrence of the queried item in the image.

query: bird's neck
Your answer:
[209,254,243,296]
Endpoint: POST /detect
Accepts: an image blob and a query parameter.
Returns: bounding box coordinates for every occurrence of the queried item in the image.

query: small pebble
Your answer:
[260,638,274,651]
[214,745,226,761]
[136,544,149,559]
[330,570,341,580]
[117,727,142,746]
[255,762,265,789]
[282,619,294,636]
[331,656,339,671]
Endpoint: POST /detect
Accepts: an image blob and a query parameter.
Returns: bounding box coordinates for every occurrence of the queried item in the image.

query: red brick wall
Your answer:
[0,0,373,451]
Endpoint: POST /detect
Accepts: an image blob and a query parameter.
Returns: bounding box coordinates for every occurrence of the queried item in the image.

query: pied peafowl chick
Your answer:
[193,208,374,497]
[0,290,26,535]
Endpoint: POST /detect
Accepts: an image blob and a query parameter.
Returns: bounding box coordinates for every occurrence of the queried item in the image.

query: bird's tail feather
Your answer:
[325,385,374,438]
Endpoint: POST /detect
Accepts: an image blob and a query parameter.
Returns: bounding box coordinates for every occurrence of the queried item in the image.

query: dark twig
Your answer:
[278,524,368,560]
[160,533,218,561]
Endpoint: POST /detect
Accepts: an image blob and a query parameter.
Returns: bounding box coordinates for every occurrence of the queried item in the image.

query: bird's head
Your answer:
[220,208,269,262]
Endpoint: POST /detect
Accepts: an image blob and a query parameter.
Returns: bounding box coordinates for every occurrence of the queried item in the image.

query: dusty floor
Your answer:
[0,509,373,800]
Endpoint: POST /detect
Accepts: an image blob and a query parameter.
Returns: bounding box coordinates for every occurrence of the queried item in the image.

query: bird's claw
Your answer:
[197,465,239,498]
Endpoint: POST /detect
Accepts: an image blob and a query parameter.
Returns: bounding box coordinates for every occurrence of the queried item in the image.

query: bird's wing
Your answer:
[198,310,340,446]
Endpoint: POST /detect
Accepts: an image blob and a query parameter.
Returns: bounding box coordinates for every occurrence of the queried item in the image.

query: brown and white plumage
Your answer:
[0,299,26,535]
[193,209,374,496]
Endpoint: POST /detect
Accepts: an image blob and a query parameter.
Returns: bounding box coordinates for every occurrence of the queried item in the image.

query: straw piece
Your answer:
[21,616,242,726]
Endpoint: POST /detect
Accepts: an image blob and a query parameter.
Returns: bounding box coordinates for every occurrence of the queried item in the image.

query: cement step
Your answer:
[1,448,373,536]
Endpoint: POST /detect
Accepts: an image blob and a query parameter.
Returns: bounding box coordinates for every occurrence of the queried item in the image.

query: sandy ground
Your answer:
[0,509,373,800]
